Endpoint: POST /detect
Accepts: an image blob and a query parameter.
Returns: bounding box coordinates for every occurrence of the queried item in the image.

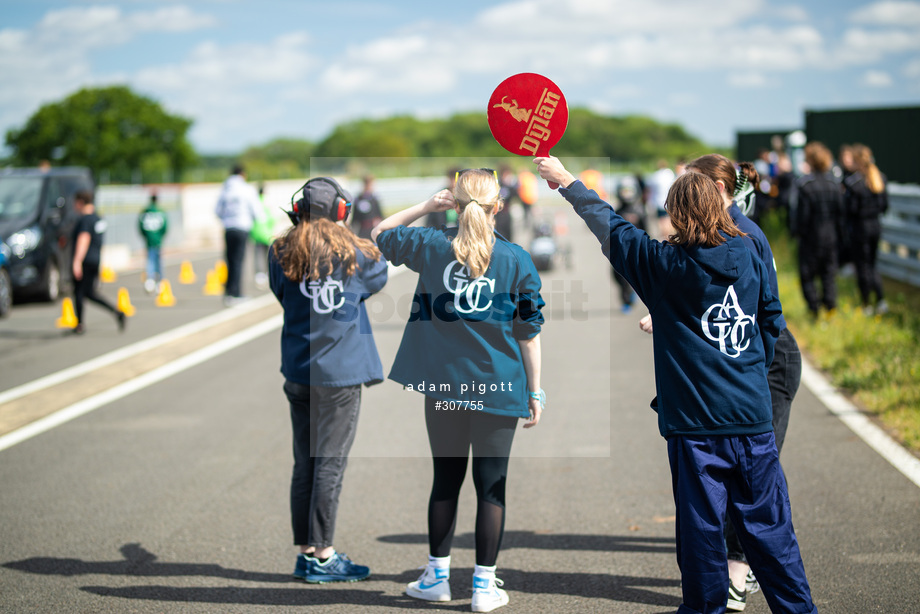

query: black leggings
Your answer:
[424,396,517,566]
[853,231,884,305]
[73,261,118,324]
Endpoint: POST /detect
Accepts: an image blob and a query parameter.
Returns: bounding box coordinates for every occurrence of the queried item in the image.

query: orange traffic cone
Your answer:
[155,280,176,307]
[215,260,228,285]
[202,269,223,296]
[117,287,136,316]
[100,266,117,283]
[56,298,78,328]
[179,260,196,285]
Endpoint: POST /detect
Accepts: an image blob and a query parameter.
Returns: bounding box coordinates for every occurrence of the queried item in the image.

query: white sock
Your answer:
[428,554,450,569]
[473,564,496,580]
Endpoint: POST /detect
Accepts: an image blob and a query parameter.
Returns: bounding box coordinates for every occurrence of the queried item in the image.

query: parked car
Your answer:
[0,167,94,301]
[0,240,11,317]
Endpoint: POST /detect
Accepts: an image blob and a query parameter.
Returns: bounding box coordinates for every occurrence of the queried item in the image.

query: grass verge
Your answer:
[763,212,920,454]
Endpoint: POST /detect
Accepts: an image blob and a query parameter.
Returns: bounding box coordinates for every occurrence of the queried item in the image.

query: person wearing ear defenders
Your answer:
[269,176,388,584]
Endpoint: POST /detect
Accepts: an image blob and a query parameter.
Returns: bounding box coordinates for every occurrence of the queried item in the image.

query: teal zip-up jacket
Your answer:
[377,226,544,418]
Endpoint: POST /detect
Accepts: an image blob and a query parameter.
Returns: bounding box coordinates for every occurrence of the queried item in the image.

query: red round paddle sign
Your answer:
[488,73,568,188]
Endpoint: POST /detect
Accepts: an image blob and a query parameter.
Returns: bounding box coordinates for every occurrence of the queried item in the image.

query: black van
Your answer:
[0,167,95,301]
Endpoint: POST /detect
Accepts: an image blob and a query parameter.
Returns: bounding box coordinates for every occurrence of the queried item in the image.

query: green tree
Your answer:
[5,85,196,183]
[239,138,314,180]
[310,108,709,164]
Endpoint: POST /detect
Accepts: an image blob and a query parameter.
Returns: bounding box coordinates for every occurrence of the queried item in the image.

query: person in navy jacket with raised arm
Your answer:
[534,156,817,614]
[270,177,388,585]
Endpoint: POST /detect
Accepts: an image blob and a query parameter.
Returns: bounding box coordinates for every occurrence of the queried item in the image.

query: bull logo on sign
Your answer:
[492,96,532,123]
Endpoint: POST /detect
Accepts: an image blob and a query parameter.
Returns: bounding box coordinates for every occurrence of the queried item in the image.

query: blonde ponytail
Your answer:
[853,144,885,194]
[865,164,884,194]
[452,169,502,278]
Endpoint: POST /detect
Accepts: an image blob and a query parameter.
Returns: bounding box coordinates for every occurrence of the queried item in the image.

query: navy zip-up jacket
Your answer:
[729,202,786,332]
[560,181,782,438]
[377,225,544,418]
[269,244,388,387]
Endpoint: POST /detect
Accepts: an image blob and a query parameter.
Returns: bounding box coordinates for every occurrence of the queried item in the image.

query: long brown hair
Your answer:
[686,154,760,200]
[852,143,885,194]
[804,142,833,173]
[452,169,503,278]
[272,217,381,282]
[666,171,744,248]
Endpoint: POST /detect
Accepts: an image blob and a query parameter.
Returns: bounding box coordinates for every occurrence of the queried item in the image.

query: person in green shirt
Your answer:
[250,184,275,289]
[138,193,168,294]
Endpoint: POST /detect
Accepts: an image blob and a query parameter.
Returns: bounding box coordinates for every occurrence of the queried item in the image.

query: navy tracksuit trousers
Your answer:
[668,433,817,614]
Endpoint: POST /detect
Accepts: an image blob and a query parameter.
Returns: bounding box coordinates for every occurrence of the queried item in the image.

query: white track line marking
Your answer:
[0,263,406,452]
[0,315,282,452]
[0,293,277,406]
[801,359,920,489]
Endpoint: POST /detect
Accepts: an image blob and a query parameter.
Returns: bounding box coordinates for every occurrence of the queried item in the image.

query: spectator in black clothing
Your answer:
[795,142,844,318]
[495,166,518,242]
[71,190,126,334]
[835,145,857,268]
[351,175,383,239]
[845,144,889,315]
[611,175,646,313]
[838,145,856,181]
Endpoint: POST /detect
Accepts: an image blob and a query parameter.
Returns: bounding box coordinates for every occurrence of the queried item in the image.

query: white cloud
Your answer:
[314,0,833,102]
[0,4,216,138]
[668,92,700,107]
[4,0,919,152]
[126,5,218,32]
[34,5,216,49]
[836,27,920,64]
[133,33,316,148]
[862,69,894,86]
[774,5,810,21]
[850,1,920,25]
[728,72,770,88]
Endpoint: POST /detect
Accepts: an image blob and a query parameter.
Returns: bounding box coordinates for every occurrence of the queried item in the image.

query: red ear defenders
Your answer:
[289,177,352,224]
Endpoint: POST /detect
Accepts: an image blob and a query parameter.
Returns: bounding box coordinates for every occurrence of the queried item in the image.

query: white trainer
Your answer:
[471,575,509,612]
[406,564,451,602]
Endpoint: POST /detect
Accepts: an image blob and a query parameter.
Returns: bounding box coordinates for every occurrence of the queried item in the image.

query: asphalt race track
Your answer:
[1,207,918,613]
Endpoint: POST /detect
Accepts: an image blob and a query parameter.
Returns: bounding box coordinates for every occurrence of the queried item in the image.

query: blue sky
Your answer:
[2,0,919,154]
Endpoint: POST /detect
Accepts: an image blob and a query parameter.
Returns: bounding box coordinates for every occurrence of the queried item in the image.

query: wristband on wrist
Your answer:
[528,388,546,410]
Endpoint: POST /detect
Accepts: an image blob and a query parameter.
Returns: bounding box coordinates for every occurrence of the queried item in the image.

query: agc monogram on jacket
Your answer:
[300,276,346,314]
[442,260,496,314]
[701,285,756,358]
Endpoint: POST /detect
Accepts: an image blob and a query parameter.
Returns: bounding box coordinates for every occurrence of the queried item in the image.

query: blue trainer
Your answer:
[293,553,313,580]
[304,552,370,584]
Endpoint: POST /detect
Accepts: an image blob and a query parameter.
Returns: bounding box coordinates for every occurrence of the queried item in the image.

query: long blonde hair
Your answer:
[852,144,884,194]
[452,169,503,278]
[272,217,381,282]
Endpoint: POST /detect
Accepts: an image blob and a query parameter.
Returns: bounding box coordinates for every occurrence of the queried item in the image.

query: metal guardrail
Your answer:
[879,183,920,287]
